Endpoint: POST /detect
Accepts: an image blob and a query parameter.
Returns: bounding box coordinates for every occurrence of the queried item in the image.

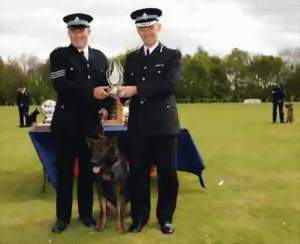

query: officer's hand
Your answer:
[118,86,137,98]
[94,86,109,100]
[98,108,109,120]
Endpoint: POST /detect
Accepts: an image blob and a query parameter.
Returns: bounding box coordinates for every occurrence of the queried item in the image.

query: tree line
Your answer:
[0,48,299,105]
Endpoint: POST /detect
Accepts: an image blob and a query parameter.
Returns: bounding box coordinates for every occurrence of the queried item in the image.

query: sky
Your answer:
[0,0,299,61]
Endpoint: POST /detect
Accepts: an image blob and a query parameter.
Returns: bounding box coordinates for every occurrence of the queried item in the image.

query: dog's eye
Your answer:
[90,159,98,164]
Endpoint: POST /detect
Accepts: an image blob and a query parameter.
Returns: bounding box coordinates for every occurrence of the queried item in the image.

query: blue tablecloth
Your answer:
[29,125,206,189]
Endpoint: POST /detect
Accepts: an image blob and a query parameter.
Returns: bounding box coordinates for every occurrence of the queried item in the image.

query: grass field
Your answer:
[0,103,299,244]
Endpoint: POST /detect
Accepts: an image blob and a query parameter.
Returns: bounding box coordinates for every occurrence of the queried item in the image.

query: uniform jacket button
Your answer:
[88,75,91,79]
[87,64,90,68]
[142,77,146,81]
[144,66,147,70]
[166,104,170,109]
[61,105,64,109]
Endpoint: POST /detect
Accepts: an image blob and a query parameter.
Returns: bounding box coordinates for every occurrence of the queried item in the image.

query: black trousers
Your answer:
[52,131,94,222]
[129,134,179,224]
[272,101,284,123]
[18,106,28,126]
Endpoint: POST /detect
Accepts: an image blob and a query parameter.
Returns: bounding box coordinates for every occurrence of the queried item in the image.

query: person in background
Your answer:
[16,84,29,127]
[272,83,285,123]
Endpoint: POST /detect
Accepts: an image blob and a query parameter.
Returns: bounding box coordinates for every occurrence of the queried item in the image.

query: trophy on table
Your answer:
[104,60,125,125]
[39,99,56,124]
[30,99,56,131]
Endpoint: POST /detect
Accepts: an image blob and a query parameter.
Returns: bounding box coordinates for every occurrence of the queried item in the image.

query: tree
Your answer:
[224,48,251,101]
[285,64,300,101]
[249,55,284,101]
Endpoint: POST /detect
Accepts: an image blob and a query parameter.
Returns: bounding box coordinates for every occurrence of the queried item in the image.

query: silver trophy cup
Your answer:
[106,60,123,95]
[39,99,56,124]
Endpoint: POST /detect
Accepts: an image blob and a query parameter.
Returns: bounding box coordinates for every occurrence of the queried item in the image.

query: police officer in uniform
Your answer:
[16,85,29,127]
[50,13,113,233]
[272,84,285,123]
[118,8,181,234]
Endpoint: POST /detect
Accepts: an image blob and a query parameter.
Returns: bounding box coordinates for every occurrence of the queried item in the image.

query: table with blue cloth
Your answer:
[29,125,206,191]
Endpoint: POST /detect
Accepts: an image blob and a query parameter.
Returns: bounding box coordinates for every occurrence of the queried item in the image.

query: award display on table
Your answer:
[39,100,56,124]
[32,99,56,131]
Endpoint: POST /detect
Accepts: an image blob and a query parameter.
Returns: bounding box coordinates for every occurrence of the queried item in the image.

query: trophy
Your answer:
[106,60,123,95]
[39,99,56,124]
[104,60,125,125]
[32,99,56,131]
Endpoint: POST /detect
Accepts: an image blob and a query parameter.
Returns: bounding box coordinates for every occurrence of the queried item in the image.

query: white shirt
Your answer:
[143,41,159,56]
[78,45,89,60]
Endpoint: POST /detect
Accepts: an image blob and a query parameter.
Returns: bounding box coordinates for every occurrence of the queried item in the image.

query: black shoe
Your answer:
[128,220,147,233]
[160,222,175,235]
[52,220,69,233]
[79,216,97,228]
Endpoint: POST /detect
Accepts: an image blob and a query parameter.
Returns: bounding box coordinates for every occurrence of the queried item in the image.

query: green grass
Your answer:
[0,103,299,244]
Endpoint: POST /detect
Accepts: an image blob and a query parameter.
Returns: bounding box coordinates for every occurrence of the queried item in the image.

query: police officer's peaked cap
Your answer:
[63,13,93,28]
[130,8,162,27]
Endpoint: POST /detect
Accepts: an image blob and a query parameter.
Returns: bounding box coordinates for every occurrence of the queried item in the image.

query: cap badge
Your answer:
[141,12,148,20]
[74,16,80,23]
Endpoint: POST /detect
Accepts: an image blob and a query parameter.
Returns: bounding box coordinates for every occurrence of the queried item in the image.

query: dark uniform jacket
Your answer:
[123,43,181,135]
[49,44,113,136]
[272,87,285,103]
[17,90,29,109]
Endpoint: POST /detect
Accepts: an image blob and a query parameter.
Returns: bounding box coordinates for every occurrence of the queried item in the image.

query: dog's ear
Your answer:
[100,128,104,137]
[108,136,118,147]
[86,138,96,148]
[98,113,105,127]
[96,121,104,136]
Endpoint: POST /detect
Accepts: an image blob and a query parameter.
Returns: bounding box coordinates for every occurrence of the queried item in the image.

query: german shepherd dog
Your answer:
[285,103,294,123]
[87,127,129,233]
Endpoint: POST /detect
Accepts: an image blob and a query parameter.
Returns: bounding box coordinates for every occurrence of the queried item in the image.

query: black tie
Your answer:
[146,49,150,56]
[79,51,86,62]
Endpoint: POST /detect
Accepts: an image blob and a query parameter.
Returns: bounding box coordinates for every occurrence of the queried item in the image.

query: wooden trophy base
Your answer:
[103,98,124,126]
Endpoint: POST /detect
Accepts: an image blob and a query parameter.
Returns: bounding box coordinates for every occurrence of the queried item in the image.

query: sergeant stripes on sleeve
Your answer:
[50,69,66,79]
